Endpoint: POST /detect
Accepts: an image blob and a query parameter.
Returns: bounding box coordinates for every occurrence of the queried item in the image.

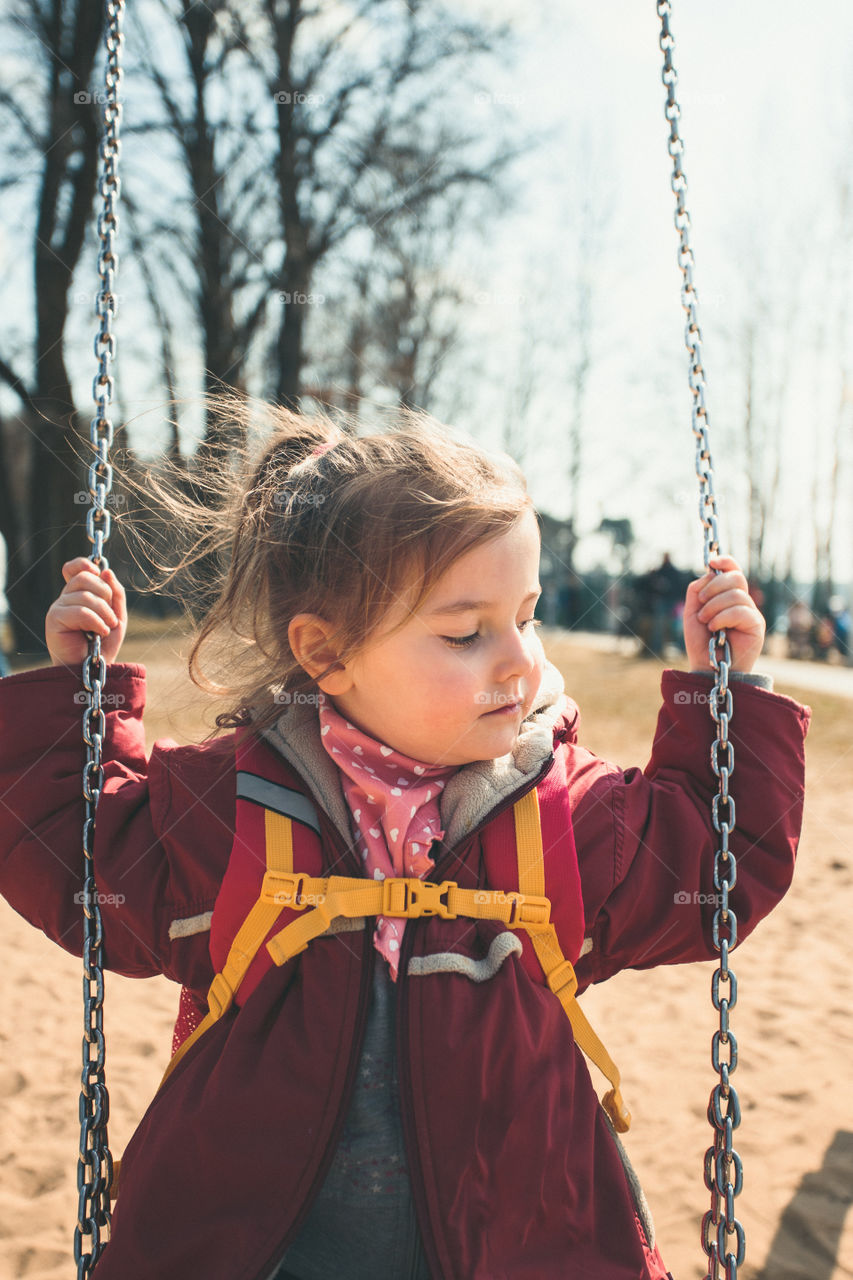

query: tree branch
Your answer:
[0,357,37,412]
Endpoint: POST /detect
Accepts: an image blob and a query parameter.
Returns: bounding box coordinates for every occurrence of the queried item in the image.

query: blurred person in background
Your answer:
[828,595,851,663]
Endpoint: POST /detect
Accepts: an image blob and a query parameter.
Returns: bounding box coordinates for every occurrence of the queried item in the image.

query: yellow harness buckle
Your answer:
[506,891,551,928]
[381,877,457,919]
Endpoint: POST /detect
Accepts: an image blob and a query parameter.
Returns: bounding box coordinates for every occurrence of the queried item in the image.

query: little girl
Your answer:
[0,407,810,1280]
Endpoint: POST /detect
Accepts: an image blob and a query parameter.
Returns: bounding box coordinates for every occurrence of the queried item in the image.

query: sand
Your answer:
[1,621,850,1279]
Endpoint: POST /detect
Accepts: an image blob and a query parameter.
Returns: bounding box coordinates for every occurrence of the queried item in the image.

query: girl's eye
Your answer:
[443,631,479,649]
[442,619,542,649]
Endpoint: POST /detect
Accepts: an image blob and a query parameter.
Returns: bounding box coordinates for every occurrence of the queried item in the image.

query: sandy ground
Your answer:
[0,620,851,1279]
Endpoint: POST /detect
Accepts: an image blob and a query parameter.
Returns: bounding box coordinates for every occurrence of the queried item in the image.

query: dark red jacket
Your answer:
[0,662,810,1279]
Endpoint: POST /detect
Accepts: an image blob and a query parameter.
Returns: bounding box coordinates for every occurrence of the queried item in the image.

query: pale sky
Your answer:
[441,1,853,585]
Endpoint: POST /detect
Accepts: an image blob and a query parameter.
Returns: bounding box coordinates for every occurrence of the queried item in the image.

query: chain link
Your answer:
[74,4,125,1276]
[656,5,744,1278]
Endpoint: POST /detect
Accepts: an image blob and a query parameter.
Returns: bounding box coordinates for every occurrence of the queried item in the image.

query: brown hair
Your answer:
[123,395,536,737]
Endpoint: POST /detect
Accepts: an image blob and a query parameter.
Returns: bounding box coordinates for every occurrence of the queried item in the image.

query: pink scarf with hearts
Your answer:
[317,691,457,981]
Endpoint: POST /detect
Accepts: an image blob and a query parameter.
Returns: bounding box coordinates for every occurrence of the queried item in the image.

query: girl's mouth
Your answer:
[481,697,522,716]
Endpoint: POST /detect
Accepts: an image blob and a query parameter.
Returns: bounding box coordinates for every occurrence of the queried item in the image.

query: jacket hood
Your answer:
[258,658,577,852]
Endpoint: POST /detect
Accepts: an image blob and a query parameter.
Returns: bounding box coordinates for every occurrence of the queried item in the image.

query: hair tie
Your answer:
[311,441,335,457]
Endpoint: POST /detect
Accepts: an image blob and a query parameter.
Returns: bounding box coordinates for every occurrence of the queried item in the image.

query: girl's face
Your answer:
[323,508,545,765]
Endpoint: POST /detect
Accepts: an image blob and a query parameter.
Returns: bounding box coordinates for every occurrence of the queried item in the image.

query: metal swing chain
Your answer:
[656,5,744,1279]
[74,3,126,1277]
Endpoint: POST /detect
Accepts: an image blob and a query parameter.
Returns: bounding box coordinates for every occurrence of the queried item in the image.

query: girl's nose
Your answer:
[494,626,537,682]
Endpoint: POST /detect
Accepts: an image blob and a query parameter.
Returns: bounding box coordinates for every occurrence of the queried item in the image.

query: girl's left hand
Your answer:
[683,554,766,673]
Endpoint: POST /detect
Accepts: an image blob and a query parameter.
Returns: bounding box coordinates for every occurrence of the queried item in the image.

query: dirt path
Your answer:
[559,626,853,702]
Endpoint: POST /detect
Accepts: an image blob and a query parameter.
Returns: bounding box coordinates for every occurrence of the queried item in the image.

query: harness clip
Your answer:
[206,972,235,1019]
[546,957,579,1002]
[381,877,457,919]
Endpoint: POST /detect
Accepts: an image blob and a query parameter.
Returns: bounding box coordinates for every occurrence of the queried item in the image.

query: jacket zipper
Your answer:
[396,750,559,1280]
[251,740,562,1280]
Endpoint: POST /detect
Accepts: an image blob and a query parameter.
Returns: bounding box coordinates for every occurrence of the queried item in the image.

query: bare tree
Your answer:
[321,195,475,415]
[94,0,524,434]
[123,202,181,458]
[0,0,106,648]
[807,175,852,614]
[255,0,521,407]
[720,210,801,594]
[127,0,276,453]
[562,150,611,573]
[740,314,788,583]
[501,320,539,472]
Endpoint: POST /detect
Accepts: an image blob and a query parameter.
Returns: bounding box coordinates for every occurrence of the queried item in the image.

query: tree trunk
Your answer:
[274,198,313,407]
[180,0,247,450]
[18,0,104,651]
[275,269,312,408]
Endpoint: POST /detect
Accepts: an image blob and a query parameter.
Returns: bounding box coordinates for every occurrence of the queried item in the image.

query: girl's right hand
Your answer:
[46,558,127,667]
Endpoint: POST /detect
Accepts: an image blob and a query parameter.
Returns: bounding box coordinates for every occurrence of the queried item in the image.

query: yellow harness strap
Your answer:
[513,789,631,1133]
[157,809,297,1089]
[262,872,552,963]
[109,811,297,1201]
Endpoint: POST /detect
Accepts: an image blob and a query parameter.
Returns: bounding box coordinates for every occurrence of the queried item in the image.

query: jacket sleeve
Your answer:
[570,667,811,991]
[0,663,234,990]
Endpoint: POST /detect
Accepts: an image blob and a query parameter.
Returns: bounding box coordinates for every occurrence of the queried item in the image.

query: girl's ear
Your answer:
[288,613,352,694]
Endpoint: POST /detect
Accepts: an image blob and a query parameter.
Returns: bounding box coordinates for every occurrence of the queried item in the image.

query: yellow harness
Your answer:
[110,788,628,1201]
[163,787,628,1121]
